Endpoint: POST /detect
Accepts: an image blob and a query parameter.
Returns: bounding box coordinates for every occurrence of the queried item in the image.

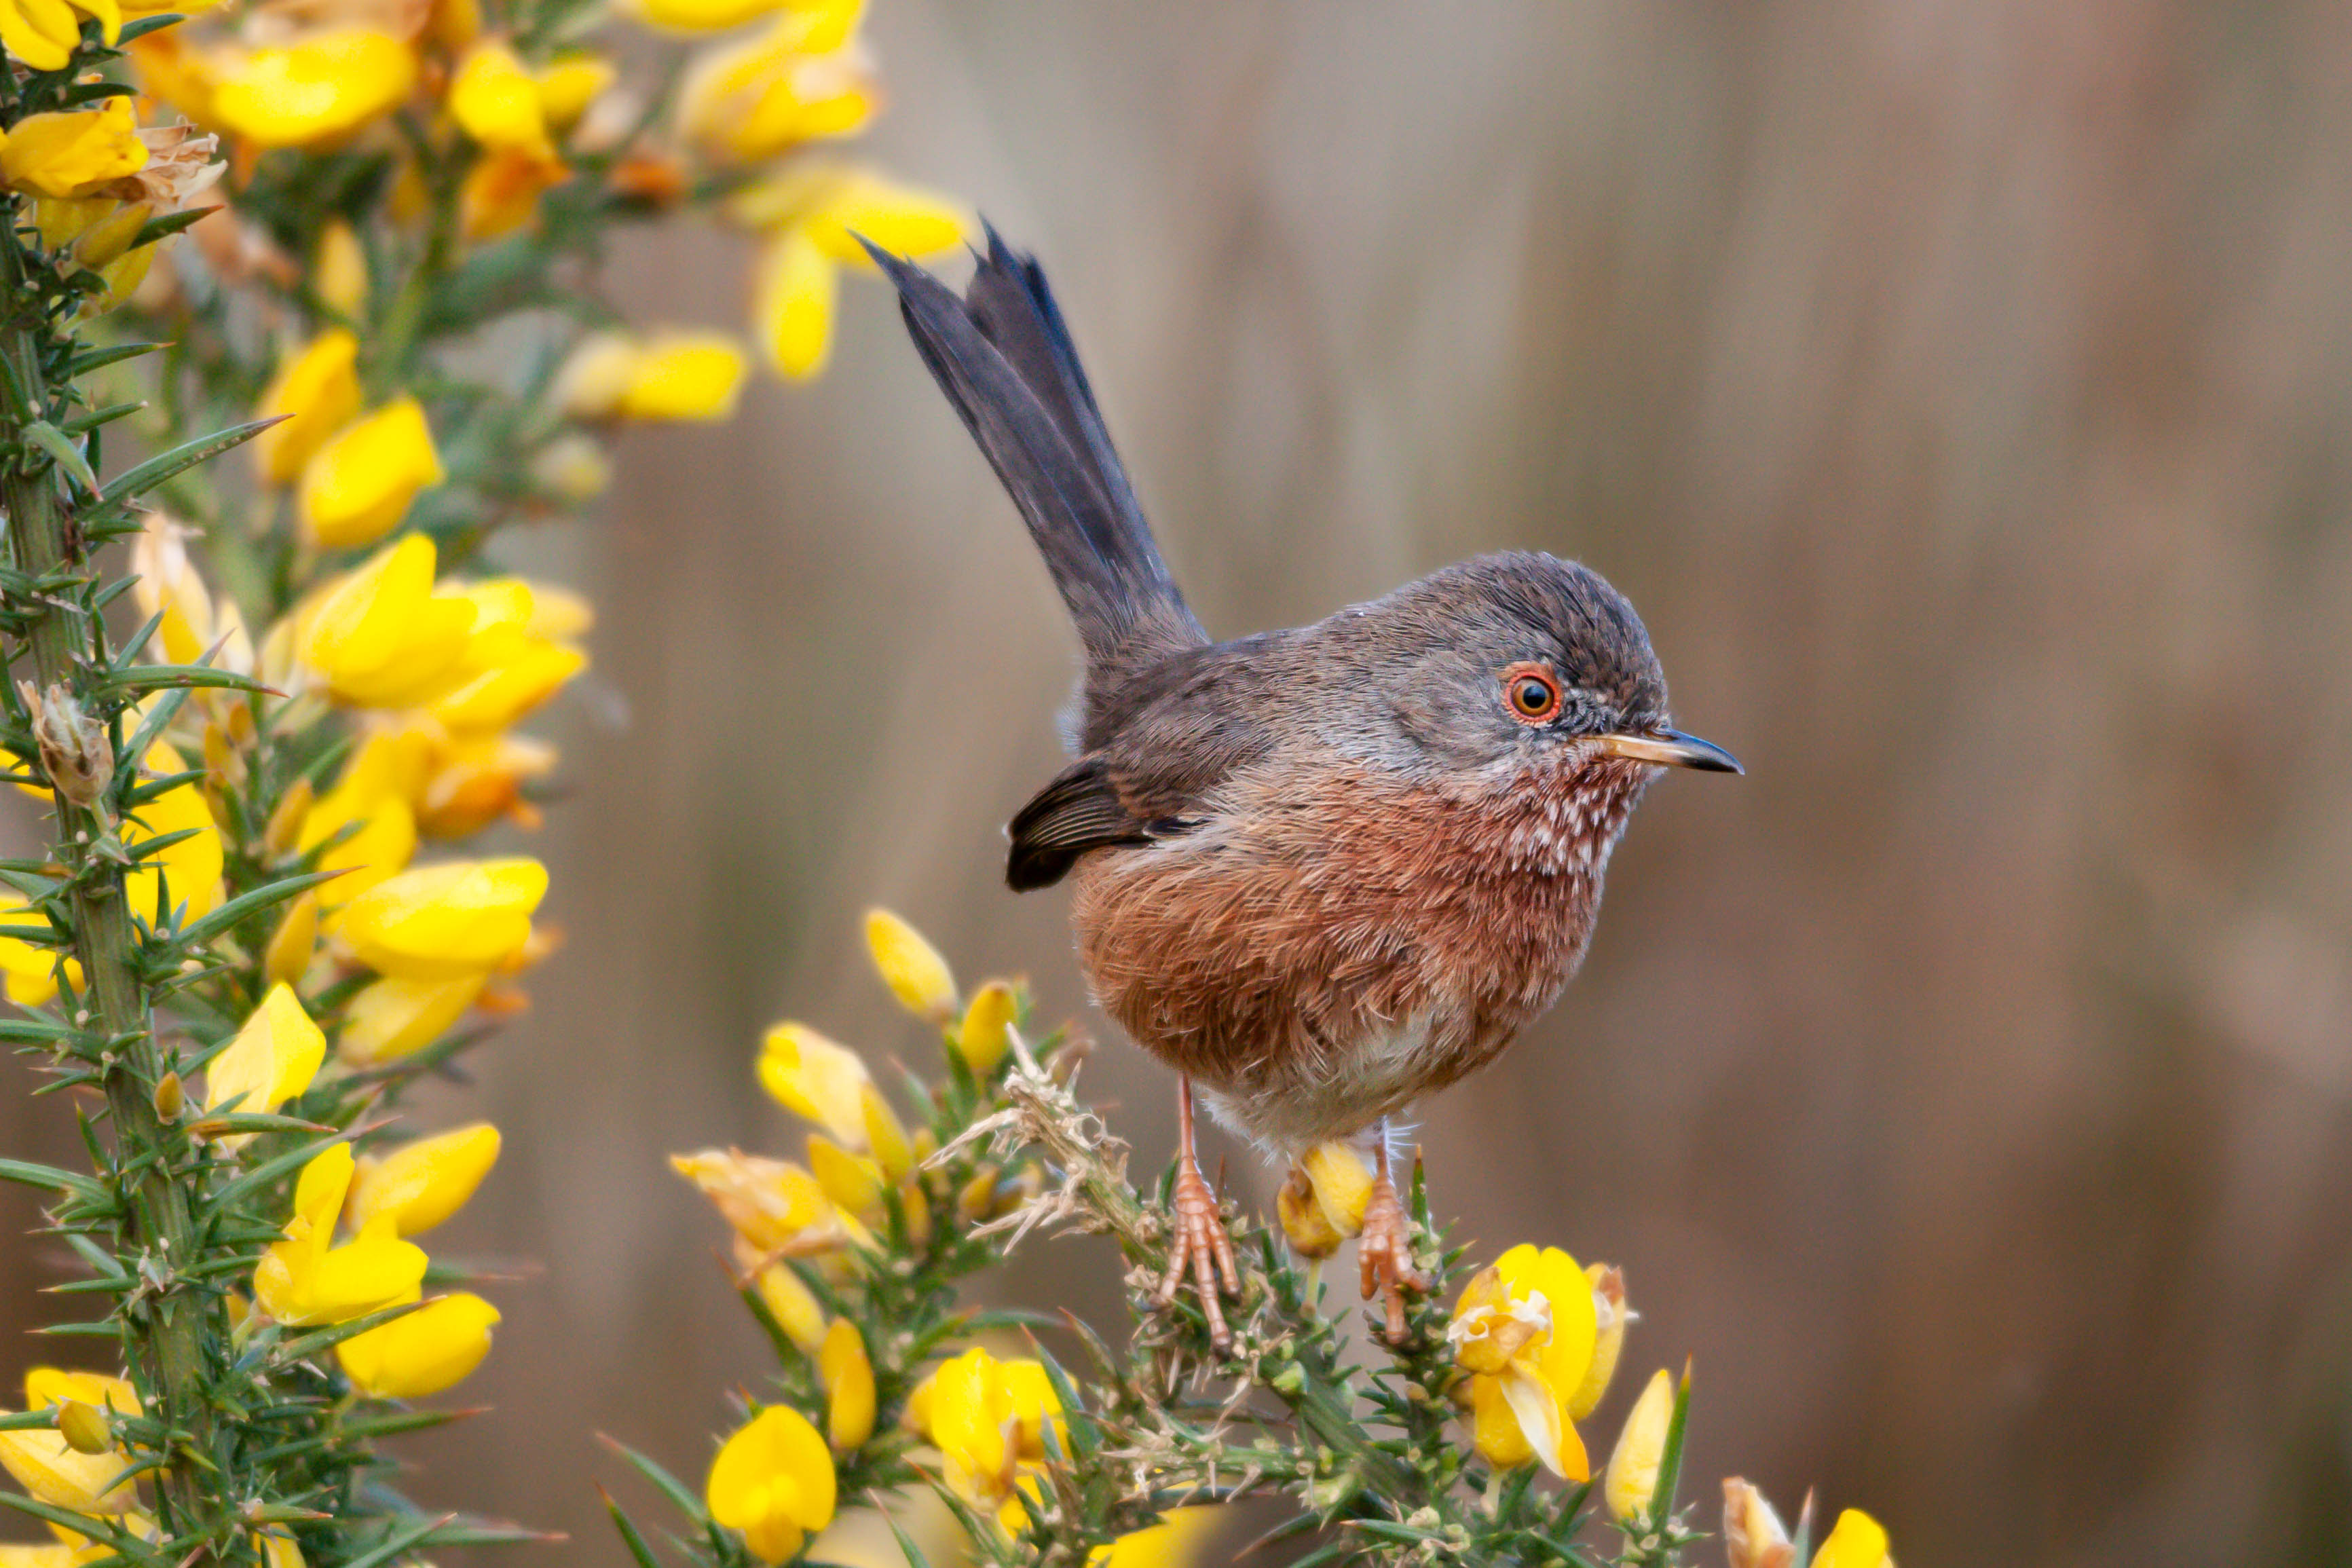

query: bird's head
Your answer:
[1311,552,1741,787]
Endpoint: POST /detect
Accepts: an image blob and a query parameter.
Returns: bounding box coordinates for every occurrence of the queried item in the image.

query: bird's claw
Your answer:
[1358,1168,1427,1344]
[1155,1156,1241,1351]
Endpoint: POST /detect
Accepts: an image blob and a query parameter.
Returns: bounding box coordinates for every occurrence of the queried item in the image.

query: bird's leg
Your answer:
[1358,1121,1428,1343]
[1155,1076,1241,1351]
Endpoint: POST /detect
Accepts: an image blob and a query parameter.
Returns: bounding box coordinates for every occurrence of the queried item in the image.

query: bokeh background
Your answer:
[10,3,2352,1565]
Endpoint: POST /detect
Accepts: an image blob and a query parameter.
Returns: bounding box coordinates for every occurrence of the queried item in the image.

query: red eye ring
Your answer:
[1500,662,1562,725]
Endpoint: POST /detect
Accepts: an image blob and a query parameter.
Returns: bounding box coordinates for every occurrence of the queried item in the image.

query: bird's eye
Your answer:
[1501,663,1562,725]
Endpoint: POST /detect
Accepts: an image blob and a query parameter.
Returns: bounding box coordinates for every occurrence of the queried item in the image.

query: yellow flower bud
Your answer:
[338,971,487,1066]
[53,1401,109,1457]
[448,39,552,156]
[817,1318,874,1451]
[151,1070,183,1123]
[348,1123,500,1237]
[555,331,746,422]
[752,225,834,379]
[751,1265,825,1354]
[72,202,151,272]
[1722,1478,1796,1568]
[756,1023,872,1147]
[954,979,1017,1077]
[1301,1141,1373,1239]
[335,1292,500,1398]
[299,398,445,549]
[806,1134,881,1220]
[316,221,368,318]
[202,983,326,1149]
[863,908,955,1023]
[263,777,316,859]
[859,1083,912,1182]
[1810,1510,1892,1568]
[705,1406,836,1564]
[1276,1170,1343,1260]
[1604,1367,1676,1524]
[253,330,362,485]
[263,892,319,990]
[336,858,548,980]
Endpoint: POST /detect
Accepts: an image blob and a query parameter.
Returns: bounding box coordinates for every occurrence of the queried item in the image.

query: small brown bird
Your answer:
[869,231,1739,1346]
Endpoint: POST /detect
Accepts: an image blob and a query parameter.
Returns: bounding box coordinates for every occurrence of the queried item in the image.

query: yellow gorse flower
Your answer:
[757,1022,874,1145]
[347,1122,500,1237]
[817,1318,873,1451]
[1603,1366,1675,1524]
[0,100,145,199]
[208,31,420,149]
[296,534,479,709]
[448,39,554,157]
[1810,1510,1893,1568]
[1448,1244,1602,1481]
[736,166,966,379]
[423,578,589,732]
[201,983,326,1146]
[1276,1141,1374,1261]
[335,1292,500,1398]
[253,329,362,485]
[338,971,488,1067]
[863,906,956,1022]
[675,2,873,165]
[335,857,548,980]
[705,1405,836,1564]
[0,1368,142,1518]
[555,330,748,422]
[672,1147,849,1259]
[250,1144,428,1327]
[906,1347,1062,1507]
[0,0,120,72]
[299,397,445,548]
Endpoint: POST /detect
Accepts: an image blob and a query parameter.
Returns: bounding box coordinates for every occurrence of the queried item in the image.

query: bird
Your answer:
[865,229,1740,1348]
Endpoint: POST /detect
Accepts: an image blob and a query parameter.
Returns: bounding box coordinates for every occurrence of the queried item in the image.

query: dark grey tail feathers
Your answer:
[860,227,1204,679]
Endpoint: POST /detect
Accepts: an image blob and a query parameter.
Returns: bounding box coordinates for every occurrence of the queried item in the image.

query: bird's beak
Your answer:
[1594,728,1744,774]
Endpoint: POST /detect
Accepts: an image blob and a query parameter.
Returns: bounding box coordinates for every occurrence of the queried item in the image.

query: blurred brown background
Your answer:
[10,3,2352,1565]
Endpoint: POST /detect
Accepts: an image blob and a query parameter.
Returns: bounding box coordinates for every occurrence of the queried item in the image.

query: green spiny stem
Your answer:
[1,259,221,1545]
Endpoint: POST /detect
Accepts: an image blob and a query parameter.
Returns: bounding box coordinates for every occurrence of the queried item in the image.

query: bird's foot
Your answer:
[1155,1156,1241,1352]
[1358,1167,1428,1345]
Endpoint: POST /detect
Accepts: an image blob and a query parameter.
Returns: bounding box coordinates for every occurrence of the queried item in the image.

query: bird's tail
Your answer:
[863,227,1205,688]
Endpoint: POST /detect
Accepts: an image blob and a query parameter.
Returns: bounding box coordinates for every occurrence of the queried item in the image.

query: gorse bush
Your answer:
[0,0,958,1566]
[620,912,1896,1568]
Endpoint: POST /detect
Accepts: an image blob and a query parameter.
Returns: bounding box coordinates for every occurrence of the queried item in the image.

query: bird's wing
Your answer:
[1005,640,1283,891]
[1006,759,1160,891]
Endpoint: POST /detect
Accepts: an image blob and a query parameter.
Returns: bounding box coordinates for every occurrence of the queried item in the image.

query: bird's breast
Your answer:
[1066,756,1644,1150]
